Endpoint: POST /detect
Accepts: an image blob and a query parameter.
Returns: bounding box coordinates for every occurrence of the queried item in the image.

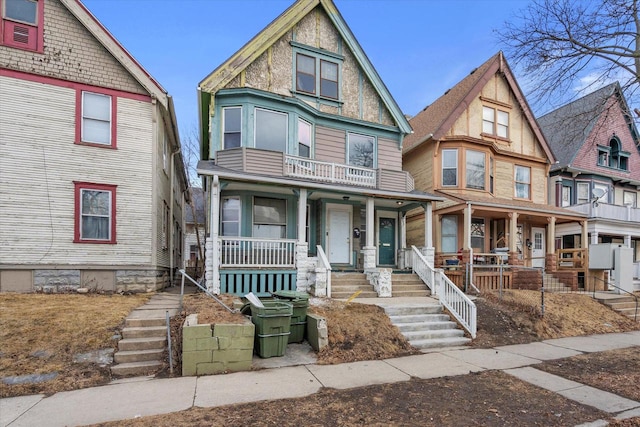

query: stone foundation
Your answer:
[22,268,169,293]
[551,271,578,290]
[512,268,542,290]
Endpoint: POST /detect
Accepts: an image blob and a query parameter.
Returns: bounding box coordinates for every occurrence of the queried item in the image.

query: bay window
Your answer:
[298,118,312,158]
[466,150,485,190]
[255,108,288,152]
[222,106,241,149]
[442,149,458,186]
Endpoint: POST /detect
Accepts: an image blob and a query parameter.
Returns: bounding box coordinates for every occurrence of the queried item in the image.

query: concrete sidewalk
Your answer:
[1,331,639,427]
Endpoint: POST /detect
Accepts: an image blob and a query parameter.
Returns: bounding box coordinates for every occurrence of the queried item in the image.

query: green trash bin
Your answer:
[250,301,292,358]
[273,291,309,344]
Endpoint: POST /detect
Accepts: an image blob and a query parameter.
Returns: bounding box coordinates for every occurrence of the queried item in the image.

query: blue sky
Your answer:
[83,0,531,137]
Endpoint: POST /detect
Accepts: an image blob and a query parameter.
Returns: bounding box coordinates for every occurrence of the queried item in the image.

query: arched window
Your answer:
[609,136,629,171]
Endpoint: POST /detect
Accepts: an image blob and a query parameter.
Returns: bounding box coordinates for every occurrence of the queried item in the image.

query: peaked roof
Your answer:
[197,0,411,133]
[403,52,555,163]
[537,82,639,171]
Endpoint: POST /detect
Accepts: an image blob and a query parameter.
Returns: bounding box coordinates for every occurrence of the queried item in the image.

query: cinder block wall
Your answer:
[182,315,254,376]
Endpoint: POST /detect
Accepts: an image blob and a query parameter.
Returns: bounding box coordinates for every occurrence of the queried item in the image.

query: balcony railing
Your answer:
[285,155,376,188]
[567,202,640,222]
[220,237,296,268]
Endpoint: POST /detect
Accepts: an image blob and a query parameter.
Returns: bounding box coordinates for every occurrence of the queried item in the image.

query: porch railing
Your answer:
[557,248,587,270]
[220,237,296,268]
[284,155,377,188]
[410,246,477,338]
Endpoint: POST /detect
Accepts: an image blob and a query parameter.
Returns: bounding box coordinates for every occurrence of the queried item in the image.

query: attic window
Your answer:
[1,0,43,52]
[598,137,629,171]
[291,42,343,103]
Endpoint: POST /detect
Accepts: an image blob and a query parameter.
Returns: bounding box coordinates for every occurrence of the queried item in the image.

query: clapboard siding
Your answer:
[378,169,411,192]
[245,149,284,176]
[377,137,401,171]
[216,149,244,170]
[315,126,345,164]
[0,76,156,266]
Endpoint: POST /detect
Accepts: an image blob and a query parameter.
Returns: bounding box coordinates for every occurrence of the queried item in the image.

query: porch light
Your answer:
[396,201,404,205]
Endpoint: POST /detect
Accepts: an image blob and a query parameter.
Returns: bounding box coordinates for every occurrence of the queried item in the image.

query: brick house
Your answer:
[0,0,188,292]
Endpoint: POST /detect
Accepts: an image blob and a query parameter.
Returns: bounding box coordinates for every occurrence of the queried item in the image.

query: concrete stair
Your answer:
[384,304,471,350]
[594,294,640,321]
[543,274,571,292]
[331,272,377,299]
[391,273,431,297]
[111,293,181,377]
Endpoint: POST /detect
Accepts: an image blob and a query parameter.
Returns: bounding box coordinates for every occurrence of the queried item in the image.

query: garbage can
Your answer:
[250,301,292,358]
[273,291,310,344]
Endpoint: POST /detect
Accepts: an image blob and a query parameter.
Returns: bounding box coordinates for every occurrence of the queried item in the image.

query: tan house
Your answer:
[0,0,188,292]
[403,52,587,290]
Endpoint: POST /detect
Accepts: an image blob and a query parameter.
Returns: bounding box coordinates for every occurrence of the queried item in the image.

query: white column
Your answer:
[400,212,407,249]
[424,202,433,248]
[582,221,589,251]
[625,234,631,248]
[208,175,221,294]
[591,230,599,245]
[366,197,375,247]
[464,202,472,250]
[509,212,518,251]
[297,188,307,243]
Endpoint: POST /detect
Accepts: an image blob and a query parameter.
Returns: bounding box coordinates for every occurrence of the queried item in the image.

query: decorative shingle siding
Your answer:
[0,0,145,95]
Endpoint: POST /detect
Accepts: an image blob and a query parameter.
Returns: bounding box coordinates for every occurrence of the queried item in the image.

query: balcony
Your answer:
[215,147,414,192]
[567,202,640,222]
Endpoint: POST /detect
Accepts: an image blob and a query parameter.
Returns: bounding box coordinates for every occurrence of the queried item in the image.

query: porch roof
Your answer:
[434,190,587,222]
[197,160,444,203]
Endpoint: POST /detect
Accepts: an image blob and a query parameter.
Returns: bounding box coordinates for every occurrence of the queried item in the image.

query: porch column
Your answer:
[421,202,434,265]
[464,203,472,250]
[581,221,589,251]
[508,211,519,265]
[295,188,311,292]
[591,231,599,245]
[625,235,632,248]
[362,197,376,270]
[206,175,221,294]
[400,212,407,249]
[546,216,557,272]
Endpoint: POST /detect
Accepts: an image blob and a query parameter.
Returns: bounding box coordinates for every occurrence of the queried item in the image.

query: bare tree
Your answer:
[496,0,639,114]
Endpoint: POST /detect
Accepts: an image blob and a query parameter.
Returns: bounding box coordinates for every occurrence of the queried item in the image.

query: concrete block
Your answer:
[196,362,226,376]
[196,337,219,351]
[183,324,213,340]
[182,350,212,374]
[217,336,230,350]
[214,323,245,338]
[227,359,252,372]
[306,314,328,351]
[212,349,252,363]
[228,336,254,350]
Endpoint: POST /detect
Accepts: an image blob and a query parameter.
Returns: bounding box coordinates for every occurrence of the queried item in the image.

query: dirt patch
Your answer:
[537,347,640,401]
[0,293,151,398]
[91,370,609,427]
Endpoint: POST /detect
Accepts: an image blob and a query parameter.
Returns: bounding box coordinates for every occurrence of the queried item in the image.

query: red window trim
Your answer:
[0,0,45,53]
[75,89,118,149]
[74,181,117,244]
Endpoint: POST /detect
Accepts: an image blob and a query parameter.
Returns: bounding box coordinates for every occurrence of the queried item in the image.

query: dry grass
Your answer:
[0,293,151,397]
[484,290,640,340]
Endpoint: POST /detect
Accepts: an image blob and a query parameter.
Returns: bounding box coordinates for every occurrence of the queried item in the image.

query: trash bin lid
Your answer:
[273,290,310,300]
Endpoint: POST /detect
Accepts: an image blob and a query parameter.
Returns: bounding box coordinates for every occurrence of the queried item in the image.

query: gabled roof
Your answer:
[198,0,411,134]
[537,82,639,171]
[403,52,555,163]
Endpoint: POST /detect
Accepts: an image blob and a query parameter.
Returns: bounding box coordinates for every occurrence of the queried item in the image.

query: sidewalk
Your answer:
[1,330,638,427]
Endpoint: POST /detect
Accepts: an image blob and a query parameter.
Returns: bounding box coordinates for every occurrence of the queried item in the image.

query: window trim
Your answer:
[346,132,376,169]
[75,89,117,149]
[623,191,637,208]
[481,105,509,140]
[291,42,343,104]
[254,107,288,152]
[465,149,486,190]
[222,106,242,150]
[297,117,313,158]
[221,196,241,237]
[441,148,458,187]
[514,165,531,200]
[441,215,458,254]
[252,196,287,239]
[576,182,590,204]
[1,0,44,53]
[73,182,117,244]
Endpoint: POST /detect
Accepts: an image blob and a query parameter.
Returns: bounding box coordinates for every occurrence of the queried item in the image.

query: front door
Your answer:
[378,217,396,265]
[328,207,351,264]
[531,227,545,268]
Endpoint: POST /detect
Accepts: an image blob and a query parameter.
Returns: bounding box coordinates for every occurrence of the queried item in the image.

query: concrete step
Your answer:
[392,283,429,291]
[117,337,166,352]
[121,326,167,339]
[125,317,167,328]
[331,291,378,299]
[110,360,163,377]
[403,328,465,341]
[391,274,423,282]
[113,348,165,364]
[411,336,472,350]
[394,321,457,332]
[607,301,639,310]
[331,284,373,292]
[389,314,451,324]
[392,291,432,298]
[618,308,639,318]
[384,305,444,316]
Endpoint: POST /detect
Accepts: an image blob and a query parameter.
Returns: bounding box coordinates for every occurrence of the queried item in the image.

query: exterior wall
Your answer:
[403,143,434,192]
[315,125,345,164]
[377,137,402,171]
[0,0,145,95]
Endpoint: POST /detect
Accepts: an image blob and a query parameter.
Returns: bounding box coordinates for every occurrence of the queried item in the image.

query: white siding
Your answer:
[0,75,155,266]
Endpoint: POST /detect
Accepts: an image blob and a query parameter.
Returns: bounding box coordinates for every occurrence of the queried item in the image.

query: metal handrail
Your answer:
[589,275,638,321]
[316,245,332,298]
[178,269,237,313]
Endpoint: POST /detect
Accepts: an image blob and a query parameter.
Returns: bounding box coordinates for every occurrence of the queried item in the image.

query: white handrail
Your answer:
[285,155,376,188]
[410,246,477,338]
[220,237,296,267]
[316,245,332,298]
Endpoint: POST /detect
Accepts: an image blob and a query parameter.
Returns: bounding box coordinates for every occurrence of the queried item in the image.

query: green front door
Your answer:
[378,217,396,265]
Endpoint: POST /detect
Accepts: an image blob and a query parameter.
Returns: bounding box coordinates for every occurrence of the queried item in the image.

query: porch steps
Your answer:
[331,272,377,299]
[594,294,640,321]
[543,274,572,292]
[384,305,471,350]
[391,273,431,297]
[111,293,181,377]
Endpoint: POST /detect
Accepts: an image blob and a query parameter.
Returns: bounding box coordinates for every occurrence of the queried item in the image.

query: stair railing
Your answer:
[316,245,332,298]
[410,246,477,338]
[178,269,237,313]
[590,275,638,321]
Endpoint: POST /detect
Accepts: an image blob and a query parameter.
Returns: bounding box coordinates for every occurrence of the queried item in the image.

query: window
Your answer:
[221,197,240,236]
[74,182,116,244]
[594,183,609,203]
[609,137,629,171]
[466,150,485,190]
[482,106,508,138]
[298,118,312,158]
[347,133,374,168]
[624,191,637,207]
[255,108,287,152]
[1,0,43,52]
[253,197,286,238]
[489,156,494,193]
[162,132,168,171]
[441,149,457,186]
[577,182,589,204]
[162,202,169,249]
[80,91,113,146]
[514,165,531,199]
[471,218,485,251]
[562,186,571,207]
[441,215,458,253]
[320,60,338,99]
[293,45,341,100]
[597,147,609,166]
[222,107,241,149]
